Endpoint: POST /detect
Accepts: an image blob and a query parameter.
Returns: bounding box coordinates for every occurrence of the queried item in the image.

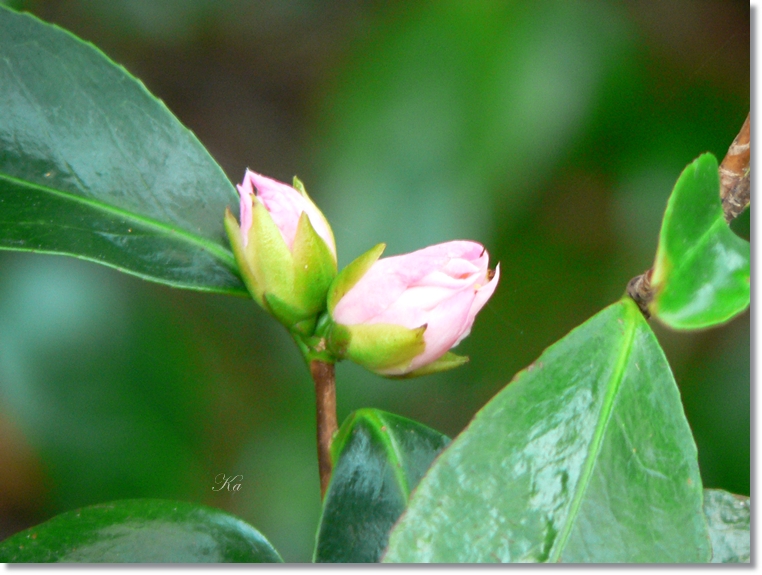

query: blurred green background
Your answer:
[0,0,750,562]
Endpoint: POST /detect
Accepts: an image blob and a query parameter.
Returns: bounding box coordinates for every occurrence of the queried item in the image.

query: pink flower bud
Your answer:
[237,170,336,258]
[330,241,500,376]
[225,170,338,334]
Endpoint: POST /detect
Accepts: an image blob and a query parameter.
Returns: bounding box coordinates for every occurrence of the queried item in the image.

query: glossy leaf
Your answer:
[314,409,449,563]
[650,153,750,329]
[703,489,750,563]
[0,6,247,295]
[0,499,282,563]
[384,298,710,563]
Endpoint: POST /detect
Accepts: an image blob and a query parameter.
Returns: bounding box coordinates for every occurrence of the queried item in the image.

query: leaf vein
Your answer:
[0,172,238,270]
[550,301,637,561]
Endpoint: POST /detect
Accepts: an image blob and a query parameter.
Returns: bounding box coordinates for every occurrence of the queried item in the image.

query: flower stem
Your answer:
[310,360,338,499]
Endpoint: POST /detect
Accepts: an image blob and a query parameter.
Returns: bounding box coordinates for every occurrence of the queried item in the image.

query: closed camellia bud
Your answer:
[326,241,500,377]
[224,170,337,335]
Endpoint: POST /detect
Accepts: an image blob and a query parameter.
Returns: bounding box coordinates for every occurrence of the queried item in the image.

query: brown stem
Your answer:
[310,360,338,499]
[626,268,654,319]
[720,112,750,223]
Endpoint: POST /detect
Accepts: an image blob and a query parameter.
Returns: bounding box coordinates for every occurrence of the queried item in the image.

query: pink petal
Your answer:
[333,241,487,325]
[238,170,337,257]
[407,289,476,372]
[368,286,452,327]
[247,171,304,249]
[453,263,500,347]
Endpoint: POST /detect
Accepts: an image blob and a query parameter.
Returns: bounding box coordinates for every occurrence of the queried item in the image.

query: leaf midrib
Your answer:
[0,171,238,270]
[366,411,411,499]
[666,216,729,279]
[549,300,637,562]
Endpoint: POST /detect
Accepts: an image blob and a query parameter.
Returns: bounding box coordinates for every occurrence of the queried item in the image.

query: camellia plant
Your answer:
[0,6,750,564]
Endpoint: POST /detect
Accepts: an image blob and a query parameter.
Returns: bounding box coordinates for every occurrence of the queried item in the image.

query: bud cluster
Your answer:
[225,170,499,377]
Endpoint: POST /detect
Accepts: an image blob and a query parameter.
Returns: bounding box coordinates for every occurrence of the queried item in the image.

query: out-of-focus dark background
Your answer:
[0,0,750,562]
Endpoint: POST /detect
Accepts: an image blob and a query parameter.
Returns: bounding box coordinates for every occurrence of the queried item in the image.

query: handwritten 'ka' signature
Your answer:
[212,473,243,492]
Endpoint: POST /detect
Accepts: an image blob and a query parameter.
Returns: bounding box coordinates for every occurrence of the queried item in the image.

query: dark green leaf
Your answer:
[703,489,750,563]
[650,153,750,329]
[0,499,282,563]
[384,298,710,563]
[0,6,247,295]
[314,409,449,563]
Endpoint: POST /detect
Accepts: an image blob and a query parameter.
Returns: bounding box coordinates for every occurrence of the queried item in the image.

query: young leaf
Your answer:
[383,298,710,563]
[0,499,282,563]
[313,409,449,563]
[703,489,750,563]
[650,153,750,329]
[0,7,247,296]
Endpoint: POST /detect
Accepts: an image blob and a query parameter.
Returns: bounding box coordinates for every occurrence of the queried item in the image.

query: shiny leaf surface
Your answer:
[0,6,247,295]
[314,409,449,563]
[0,499,282,563]
[703,489,750,563]
[651,153,750,329]
[384,298,710,563]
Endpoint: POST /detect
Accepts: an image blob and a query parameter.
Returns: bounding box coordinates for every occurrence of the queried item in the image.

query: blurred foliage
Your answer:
[0,0,749,562]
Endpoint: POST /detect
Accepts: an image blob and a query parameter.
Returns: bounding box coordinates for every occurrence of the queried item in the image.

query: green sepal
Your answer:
[226,198,337,333]
[387,351,469,379]
[292,334,336,365]
[328,322,426,374]
[263,292,314,336]
[291,312,337,365]
[248,199,295,304]
[291,176,338,260]
[224,207,263,306]
[327,243,386,313]
[292,316,320,339]
[291,211,337,315]
[292,175,308,198]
